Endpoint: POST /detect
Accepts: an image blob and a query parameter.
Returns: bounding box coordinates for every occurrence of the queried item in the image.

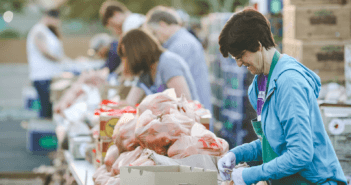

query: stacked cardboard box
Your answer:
[283,0,351,83]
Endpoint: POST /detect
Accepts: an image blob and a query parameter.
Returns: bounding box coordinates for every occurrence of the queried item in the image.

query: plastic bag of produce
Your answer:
[167,123,229,159]
[137,88,177,116]
[111,146,143,175]
[129,148,156,166]
[105,175,120,185]
[93,165,107,182]
[95,172,111,185]
[135,110,193,155]
[104,145,120,172]
[113,117,139,153]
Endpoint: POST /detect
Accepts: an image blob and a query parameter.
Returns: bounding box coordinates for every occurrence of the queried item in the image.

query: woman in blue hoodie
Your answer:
[217,8,347,185]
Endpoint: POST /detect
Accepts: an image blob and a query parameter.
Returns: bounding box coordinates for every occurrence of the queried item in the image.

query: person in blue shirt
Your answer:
[144,7,213,129]
[89,33,121,74]
[116,29,199,105]
[217,8,347,185]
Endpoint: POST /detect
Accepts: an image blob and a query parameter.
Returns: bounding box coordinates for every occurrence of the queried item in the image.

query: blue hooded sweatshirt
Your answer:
[230,54,347,184]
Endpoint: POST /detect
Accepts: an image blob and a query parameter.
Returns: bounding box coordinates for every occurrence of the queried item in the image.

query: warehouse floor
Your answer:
[0,64,51,172]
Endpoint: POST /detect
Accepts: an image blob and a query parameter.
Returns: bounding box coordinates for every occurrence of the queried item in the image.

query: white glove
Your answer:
[231,167,246,185]
[218,152,236,181]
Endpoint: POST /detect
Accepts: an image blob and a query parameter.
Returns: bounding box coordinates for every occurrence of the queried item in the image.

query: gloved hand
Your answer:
[231,167,246,185]
[218,152,236,181]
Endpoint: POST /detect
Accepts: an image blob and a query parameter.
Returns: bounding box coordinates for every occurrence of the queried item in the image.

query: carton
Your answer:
[345,44,351,100]
[120,165,217,185]
[284,0,348,5]
[283,38,351,83]
[99,112,123,140]
[283,4,351,40]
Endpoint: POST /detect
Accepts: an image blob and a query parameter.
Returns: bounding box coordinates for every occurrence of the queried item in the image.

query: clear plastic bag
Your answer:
[111,146,143,175]
[104,145,120,172]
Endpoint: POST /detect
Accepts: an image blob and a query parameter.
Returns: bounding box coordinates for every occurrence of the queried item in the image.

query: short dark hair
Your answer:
[218,8,276,58]
[147,7,179,25]
[117,29,164,75]
[100,0,128,26]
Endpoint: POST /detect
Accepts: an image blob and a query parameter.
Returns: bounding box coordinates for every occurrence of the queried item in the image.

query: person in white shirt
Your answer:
[99,0,145,36]
[27,9,64,119]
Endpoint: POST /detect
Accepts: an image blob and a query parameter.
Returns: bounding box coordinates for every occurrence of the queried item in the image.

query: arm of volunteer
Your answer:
[230,139,262,164]
[167,76,192,100]
[34,32,61,61]
[241,72,314,185]
[124,86,145,106]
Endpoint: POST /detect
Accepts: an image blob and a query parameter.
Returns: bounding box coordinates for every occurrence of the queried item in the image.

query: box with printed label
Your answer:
[283,4,351,40]
[283,38,351,83]
[99,112,122,140]
[120,165,217,185]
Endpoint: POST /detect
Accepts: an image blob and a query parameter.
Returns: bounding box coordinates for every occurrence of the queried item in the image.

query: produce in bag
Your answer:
[95,172,111,185]
[167,123,229,158]
[129,149,156,166]
[137,88,177,116]
[93,165,107,182]
[105,175,120,185]
[135,110,193,155]
[113,116,139,153]
[104,145,120,172]
[111,146,143,175]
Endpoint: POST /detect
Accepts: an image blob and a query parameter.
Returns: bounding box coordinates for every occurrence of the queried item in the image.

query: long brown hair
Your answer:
[117,29,164,75]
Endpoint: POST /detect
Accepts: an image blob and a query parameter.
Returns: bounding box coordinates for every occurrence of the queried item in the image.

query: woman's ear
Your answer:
[258,41,263,51]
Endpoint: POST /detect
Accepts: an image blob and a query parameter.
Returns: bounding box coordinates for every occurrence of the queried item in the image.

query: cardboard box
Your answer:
[120,165,217,185]
[283,38,351,82]
[99,112,123,140]
[284,0,348,5]
[283,4,351,40]
[345,44,351,99]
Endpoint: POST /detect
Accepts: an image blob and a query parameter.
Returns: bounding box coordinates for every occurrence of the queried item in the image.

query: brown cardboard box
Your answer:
[0,172,49,185]
[120,165,217,185]
[99,112,122,140]
[283,4,351,40]
[345,44,351,99]
[284,0,348,5]
[283,38,351,82]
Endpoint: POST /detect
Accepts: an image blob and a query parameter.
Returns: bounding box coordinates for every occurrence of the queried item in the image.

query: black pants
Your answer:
[33,80,52,119]
[269,174,316,185]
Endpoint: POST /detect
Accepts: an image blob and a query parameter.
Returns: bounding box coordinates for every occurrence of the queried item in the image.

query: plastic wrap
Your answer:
[167,123,229,159]
[135,110,193,155]
[111,146,143,175]
[105,175,120,185]
[113,116,139,153]
[104,145,120,172]
[137,88,178,116]
[93,165,107,182]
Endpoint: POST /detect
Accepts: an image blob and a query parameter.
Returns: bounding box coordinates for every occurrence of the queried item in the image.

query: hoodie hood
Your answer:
[269,54,321,98]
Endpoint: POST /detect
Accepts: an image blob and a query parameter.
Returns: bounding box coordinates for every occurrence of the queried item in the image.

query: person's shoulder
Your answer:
[159,51,186,67]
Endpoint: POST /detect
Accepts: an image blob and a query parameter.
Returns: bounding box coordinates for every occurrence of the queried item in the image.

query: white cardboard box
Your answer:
[120,165,217,185]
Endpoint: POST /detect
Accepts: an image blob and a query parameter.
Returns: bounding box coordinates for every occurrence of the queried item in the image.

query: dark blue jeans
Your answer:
[33,80,52,119]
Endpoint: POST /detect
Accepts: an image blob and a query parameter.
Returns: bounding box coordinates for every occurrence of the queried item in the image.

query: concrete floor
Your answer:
[0,64,51,172]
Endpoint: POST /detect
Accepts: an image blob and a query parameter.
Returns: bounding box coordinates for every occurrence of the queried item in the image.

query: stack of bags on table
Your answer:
[53,69,109,116]
[92,89,229,185]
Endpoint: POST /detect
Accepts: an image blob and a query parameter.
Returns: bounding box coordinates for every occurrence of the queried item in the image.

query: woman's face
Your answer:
[232,46,264,75]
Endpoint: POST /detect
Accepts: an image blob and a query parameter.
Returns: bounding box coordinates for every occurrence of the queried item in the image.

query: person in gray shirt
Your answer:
[145,7,213,127]
[117,29,199,105]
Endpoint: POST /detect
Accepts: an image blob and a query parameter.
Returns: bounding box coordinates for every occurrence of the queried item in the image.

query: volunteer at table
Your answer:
[217,8,347,185]
[117,29,199,105]
[27,9,64,119]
